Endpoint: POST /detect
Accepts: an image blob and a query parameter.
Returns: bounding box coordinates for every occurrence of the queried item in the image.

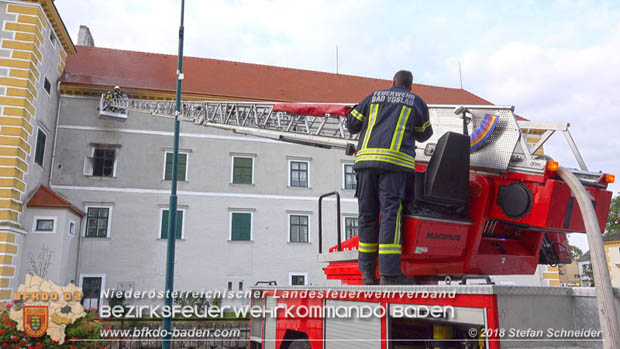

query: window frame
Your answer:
[288,159,310,188]
[230,156,255,185]
[83,205,112,238]
[79,274,105,310]
[32,216,56,234]
[158,207,186,240]
[288,213,310,243]
[343,163,357,190]
[43,77,51,95]
[162,151,189,182]
[343,215,359,240]
[49,28,57,48]
[68,220,76,237]
[84,144,119,178]
[34,127,47,167]
[229,210,253,242]
[288,272,308,286]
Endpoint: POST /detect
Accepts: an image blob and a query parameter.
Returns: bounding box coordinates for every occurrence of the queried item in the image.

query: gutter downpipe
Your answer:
[49,80,62,187]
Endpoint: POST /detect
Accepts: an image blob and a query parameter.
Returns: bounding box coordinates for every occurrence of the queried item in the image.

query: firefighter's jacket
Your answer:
[346,85,433,172]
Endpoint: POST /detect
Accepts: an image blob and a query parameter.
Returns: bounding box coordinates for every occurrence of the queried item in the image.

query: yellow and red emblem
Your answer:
[23,306,48,337]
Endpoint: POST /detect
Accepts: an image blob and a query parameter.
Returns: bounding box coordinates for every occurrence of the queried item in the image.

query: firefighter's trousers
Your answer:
[356,168,408,276]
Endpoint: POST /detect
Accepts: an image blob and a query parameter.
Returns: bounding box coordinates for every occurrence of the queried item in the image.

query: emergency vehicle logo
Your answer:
[10,274,86,344]
[470,114,499,152]
[23,305,48,337]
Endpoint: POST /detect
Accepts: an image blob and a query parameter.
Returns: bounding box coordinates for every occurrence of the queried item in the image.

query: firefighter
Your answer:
[103,90,113,111]
[112,85,122,99]
[109,85,127,113]
[346,70,433,285]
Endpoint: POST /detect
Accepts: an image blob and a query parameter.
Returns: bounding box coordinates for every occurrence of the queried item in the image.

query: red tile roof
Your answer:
[27,185,85,217]
[62,46,494,105]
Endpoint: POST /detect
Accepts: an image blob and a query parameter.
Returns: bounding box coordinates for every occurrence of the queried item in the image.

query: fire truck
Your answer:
[102,97,619,348]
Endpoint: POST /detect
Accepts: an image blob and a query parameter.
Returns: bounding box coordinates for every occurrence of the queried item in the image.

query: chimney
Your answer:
[77,25,95,46]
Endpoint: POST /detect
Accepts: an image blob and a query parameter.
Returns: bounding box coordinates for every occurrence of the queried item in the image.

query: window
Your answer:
[232,157,253,184]
[85,145,119,177]
[92,148,115,177]
[85,207,110,237]
[230,212,252,241]
[36,219,53,231]
[43,77,51,95]
[344,217,358,239]
[33,217,55,233]
[239,282,243,291]
[160,209,184,239]
[289,273,307,286]
[289,215,309,242]
[344,164,357,190]
[68,221,76,236]
[290,161,309,187]
[34,128,46,167]
[164,152,188,181]
[227,282,232,291]
[81,276,103,310]
[49,29,57,47]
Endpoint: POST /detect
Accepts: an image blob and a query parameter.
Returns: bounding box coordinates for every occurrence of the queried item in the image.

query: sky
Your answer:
[54,0,620,252]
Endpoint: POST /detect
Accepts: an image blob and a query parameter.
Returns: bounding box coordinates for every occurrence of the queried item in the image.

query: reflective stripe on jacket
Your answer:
[346,86,433,172]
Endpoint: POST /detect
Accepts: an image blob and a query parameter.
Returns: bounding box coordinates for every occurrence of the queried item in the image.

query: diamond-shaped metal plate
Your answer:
[417,105,521,172]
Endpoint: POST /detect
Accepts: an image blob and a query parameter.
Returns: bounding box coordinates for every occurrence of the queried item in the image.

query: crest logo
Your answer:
[23,306,48,337]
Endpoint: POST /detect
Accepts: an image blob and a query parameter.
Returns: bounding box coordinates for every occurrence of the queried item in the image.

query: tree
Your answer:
[606,195,620,236]
[27,246,53,279]
[568,245,583,260]
[582,263,595,287]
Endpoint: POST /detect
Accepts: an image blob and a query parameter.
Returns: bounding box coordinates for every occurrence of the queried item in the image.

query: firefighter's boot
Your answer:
[362,271,378,285]
[380,275,417,285]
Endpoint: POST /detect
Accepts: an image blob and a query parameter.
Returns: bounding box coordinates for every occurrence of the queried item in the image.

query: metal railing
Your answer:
[318,191,341,254]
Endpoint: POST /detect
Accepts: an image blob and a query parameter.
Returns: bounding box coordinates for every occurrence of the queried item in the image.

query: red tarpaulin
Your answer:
[272,103,352,116]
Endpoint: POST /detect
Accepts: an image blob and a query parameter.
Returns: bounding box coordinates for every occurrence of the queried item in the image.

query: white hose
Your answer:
[557,166,619,349]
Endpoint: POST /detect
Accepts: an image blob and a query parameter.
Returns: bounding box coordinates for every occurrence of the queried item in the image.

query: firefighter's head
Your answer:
[392,70,413,91]
[114,85,120,91]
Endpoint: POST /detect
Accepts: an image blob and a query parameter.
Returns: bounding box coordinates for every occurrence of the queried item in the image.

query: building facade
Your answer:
[604,233,620,288]
[51,94,362,305]
[0,0,74,302]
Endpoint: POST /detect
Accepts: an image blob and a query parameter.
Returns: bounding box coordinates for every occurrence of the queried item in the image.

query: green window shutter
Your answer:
[177,154,187,181]
[164,153,188,181]
[34,129,46,166]
[164,153,173,180]
[161,210,169,238]
[231,213,251,240]
[161,210,183,239]
[233,157,252,184]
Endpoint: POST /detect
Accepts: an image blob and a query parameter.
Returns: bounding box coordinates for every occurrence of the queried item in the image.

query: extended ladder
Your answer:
[100,94,591,177]
[101,96,357,150]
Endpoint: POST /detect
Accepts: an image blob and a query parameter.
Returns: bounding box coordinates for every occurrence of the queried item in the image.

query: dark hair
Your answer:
[393,70,413,88]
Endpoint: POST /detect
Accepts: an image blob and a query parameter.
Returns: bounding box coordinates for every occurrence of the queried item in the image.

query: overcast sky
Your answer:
[54,0,620,252]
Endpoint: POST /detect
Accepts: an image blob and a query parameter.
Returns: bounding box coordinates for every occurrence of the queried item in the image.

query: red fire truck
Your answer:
[243,104,616,349]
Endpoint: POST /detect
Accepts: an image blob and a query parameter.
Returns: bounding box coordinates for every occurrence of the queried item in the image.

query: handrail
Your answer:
[318,191,341,254]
